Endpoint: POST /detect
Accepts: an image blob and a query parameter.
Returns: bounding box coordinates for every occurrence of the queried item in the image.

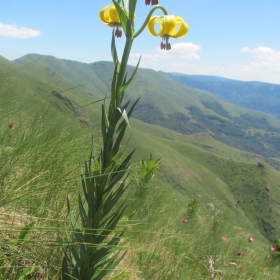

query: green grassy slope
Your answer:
[12,55,280,160]
[12,55,280,123]
[118,119,280,278]
[127,119,280,241]
[2,55,280,278]
[13,53,106,98]
[8,54,280,236]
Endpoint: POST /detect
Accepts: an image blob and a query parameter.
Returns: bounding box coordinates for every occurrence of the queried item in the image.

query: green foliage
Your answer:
[113,0,132,38]
[61,116,135,279]
[186,197,199,219]
[0,222,37,279]
[2,23,280,279]
[15,222,36,247]
[61,96,138,279]
[202,101,232,119]
[139,154,161,186]
[126,181,276,279]
[132,102,280,158]
[132,103,200,134]
[271,235,280,254]
[61,2,150,277]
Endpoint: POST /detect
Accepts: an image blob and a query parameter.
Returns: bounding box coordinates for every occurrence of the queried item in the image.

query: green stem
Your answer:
[114,5,168,105]
[115,38,134,106]
[129,0,137,24]
[133,5,168,39]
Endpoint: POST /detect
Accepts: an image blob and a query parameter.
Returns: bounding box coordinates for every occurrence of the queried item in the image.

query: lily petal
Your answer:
[173,16,189,38]
[99,4,121,27]
[158,15,176,37]
[147,15,188,38]
[147,16,159,36]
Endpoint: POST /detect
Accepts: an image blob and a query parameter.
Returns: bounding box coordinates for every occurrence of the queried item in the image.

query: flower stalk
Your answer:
[61,1,187,278]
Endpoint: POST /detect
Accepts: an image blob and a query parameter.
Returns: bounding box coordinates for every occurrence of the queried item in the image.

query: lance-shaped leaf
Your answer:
[16,221,36,246]
[101,104,107,144]
[116,97,140,134]
[119,55,141,96]
[111,30,120,72]
[112,0,132,38]
[117,107,130,127]
[111,128,126,158]
[17,265,36,280]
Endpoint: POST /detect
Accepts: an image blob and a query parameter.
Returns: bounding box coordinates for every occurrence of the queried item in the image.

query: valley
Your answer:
[1,53,280,278]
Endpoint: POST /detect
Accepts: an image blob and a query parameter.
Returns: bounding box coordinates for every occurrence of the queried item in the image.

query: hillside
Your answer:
[13,55,280,162]
[1,54,280,278]
[161,71,280,120]
[5,53,280,237]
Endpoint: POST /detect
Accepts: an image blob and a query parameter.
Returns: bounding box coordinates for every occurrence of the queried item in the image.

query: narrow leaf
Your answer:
[16,221,36,246]
[116,97,140,134]
[111,30,120,69]
[117,107,130,127]
[101,104,107,143]
[112,0,132,38]
[119,55,142,95]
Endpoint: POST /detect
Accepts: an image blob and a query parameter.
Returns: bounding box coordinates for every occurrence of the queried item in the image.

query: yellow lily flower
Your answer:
[99,4,135,38]
[99,4,121,28]
[147,15,188,50]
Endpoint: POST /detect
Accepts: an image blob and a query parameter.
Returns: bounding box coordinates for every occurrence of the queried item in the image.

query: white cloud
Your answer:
[241,46,280,69]
[0,23,41,38]
[158,42,201,59]
[131,42,201,62]
[129,45,280,85]
[242,46,274,55]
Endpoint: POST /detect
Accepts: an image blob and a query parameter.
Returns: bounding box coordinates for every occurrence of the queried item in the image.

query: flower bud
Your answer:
[145,0,158,5]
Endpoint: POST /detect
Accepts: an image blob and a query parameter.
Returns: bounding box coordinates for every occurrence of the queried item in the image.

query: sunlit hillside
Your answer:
[1,55,280,279]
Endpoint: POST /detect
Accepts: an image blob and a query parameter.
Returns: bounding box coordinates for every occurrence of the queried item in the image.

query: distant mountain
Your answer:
[160,71,280,120]
[12,54,280,160]
[3,53,280,242]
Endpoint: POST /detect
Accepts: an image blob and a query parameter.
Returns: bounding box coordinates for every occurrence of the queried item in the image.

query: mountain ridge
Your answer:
[2,53,280,258]
[160,71,280,119]
[11,54,280,160]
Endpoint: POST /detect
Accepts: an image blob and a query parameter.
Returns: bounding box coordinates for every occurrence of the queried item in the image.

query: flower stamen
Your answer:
[147,15,188,50]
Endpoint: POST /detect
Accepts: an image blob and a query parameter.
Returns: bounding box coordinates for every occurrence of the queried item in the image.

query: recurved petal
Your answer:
[99,5,111,24]
[173,16,189,38]
[99,4,120,26]
[107,5,121,23]
[158,15,176,37]
[147,16,160,36]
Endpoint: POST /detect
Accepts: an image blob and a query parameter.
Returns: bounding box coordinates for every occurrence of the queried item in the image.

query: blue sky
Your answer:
[1,0,280,84]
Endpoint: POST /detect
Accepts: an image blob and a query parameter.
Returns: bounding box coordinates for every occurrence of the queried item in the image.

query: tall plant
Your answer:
[61,1,188,279]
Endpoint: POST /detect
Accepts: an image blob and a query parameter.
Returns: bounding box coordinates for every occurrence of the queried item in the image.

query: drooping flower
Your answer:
[147,15,188,50]
[145,0,158,5]
[99,4,123,37]
[119,181,124,184]
[248,237,254,242]
[99,4,121,27]
[237,251,243,256]
[271,246,277,251]
[221,236,227,241]
[183,219,188,223]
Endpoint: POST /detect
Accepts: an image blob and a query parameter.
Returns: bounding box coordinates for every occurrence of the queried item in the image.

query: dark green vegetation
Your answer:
[161,71,280,119]
[133,102,280,158]
[1,54,280,278]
